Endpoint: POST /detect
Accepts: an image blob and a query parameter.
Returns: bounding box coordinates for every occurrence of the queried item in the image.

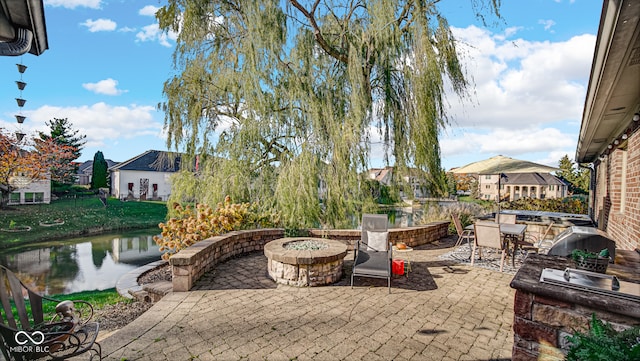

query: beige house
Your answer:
[452,155,565,201]
[478,173,567,201]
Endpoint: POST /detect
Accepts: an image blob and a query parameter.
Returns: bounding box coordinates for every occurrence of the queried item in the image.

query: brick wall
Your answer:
[170,221,449,291]
[593,129,640,250]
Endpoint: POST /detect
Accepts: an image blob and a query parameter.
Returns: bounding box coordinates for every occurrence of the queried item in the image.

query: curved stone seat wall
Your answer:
[169,221,450,292]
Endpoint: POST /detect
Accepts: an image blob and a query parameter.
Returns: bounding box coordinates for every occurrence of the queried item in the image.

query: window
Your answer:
[23,192,44,203]
[485,175,492,180]
[24,192,34,203]
[9,193,20,204]
[485,185,490,189]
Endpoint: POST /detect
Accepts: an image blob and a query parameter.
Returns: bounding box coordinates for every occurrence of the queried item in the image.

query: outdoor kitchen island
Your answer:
[509,250,640,361]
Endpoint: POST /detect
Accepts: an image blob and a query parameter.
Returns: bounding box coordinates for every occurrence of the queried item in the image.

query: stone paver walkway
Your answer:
[98,237,515,360]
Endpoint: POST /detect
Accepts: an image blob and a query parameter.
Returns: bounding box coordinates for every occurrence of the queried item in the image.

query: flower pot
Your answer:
[574,255,609,274]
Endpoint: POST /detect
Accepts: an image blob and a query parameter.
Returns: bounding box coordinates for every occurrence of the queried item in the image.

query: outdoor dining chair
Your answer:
[495,213,516,224]
[521,222,555,255]
[471,221,507,272]
[452,213,474,248]
[351,213,392,293]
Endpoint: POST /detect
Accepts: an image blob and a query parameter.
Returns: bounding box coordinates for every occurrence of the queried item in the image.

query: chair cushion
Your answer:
[354,251,390,277]
[367,231,388,251]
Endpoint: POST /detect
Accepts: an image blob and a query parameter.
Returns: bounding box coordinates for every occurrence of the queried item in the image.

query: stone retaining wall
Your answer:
[170,221,450,292]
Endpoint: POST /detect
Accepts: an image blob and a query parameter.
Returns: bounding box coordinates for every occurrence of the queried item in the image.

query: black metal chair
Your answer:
[0,265,101,360]
[351,213,392,293]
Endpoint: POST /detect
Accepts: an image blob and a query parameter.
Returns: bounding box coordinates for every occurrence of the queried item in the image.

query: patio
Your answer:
[96,236,515,360]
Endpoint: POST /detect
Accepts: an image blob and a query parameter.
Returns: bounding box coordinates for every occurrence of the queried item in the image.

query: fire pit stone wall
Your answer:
[264,238,348,287]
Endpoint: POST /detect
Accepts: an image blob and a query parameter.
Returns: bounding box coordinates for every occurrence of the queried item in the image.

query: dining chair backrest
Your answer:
[495,213,516,224]
[474,221,503,249]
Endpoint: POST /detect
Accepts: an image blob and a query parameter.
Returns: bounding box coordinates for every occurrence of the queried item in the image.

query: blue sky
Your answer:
[0,0,603,171]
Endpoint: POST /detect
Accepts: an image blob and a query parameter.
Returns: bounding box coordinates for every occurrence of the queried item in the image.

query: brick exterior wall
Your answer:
[170,221,449,291]
[593,130,640,251]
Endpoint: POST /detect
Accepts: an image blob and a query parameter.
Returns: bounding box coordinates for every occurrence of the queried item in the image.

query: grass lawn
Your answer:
[0,197,167,249]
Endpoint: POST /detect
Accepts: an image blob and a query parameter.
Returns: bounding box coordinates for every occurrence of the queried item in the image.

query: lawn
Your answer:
[0,197,167,249]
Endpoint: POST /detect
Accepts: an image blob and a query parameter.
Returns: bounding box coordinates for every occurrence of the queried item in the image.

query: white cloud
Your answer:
[81,18,117,32]
[82,78,127,96]
[447,26,595,130]
[5,103,163,150]
[538,19,556,31]
[136,24,177,47]
[139,5,160,17]
[119,27,137,33]
[45,0,101,9]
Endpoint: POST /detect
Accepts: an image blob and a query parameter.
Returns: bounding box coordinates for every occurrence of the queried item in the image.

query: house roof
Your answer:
[576,0,640,163]
[109,150,182,173]
[77,159,118,173]
[0,0,48,56]
[499,173,566,186]
[368,167,393,182]
[451,155,559,174]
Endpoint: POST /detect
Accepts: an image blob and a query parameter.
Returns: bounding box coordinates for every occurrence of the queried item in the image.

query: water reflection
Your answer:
[0,228,162,295]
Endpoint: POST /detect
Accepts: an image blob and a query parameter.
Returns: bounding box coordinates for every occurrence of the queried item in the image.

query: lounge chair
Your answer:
[351,214,392,293]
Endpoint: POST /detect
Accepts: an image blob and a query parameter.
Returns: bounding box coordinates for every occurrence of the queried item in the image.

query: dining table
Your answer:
[466,223,527,265]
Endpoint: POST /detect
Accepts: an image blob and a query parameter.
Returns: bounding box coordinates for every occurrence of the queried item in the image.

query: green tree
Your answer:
[38,118,87,184]
[157,0,501,228]
[557,154,590,195]
[90,151,108,189]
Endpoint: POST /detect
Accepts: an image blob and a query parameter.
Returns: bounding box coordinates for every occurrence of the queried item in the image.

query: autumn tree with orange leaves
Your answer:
[0,128,76,208]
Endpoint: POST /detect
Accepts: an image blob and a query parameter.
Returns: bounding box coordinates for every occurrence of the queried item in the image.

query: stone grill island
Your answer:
[264,238,348,287]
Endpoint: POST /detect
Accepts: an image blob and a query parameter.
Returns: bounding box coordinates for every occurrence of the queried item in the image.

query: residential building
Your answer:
[110,150,182,201]
[75,159,119,185]
[367,167,393,186]
[7,173,50,205]
[452,155,564,201]
[478,173,567,201]
[576,0,640,250]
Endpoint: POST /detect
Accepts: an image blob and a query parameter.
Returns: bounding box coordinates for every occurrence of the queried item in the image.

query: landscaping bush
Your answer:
[154,196,280,260]
[501,196,587,214]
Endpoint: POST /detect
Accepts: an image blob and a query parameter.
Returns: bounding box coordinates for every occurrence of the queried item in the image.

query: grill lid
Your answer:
[547,226,616,259]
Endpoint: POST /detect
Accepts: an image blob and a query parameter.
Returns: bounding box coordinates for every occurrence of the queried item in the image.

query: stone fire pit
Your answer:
[264,237,348,287]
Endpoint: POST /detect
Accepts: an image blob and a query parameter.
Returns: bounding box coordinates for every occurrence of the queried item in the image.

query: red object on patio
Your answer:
[392,259,404,275]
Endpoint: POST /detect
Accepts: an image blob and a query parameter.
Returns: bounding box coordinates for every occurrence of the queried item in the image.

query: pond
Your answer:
[0,228,162,295]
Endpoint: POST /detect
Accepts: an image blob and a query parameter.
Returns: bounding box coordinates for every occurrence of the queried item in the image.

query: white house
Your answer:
[7,173,51,205]
[109,150,182,201]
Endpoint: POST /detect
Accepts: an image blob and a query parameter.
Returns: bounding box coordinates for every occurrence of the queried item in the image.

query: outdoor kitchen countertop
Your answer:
[510,251,640,319]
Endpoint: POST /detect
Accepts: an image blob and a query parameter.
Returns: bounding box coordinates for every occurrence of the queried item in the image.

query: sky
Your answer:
[0,0,603,172]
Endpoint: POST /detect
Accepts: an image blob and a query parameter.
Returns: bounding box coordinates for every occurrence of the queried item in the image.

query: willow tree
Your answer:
[157,0,501,228]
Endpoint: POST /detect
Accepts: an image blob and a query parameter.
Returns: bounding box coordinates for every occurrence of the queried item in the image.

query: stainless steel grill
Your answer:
[546,226,616,260]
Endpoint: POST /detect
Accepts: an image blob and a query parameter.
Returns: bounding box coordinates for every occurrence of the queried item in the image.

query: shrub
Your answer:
[565,314,640,361]
[153,196,279,260]
[501,196,587,214]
